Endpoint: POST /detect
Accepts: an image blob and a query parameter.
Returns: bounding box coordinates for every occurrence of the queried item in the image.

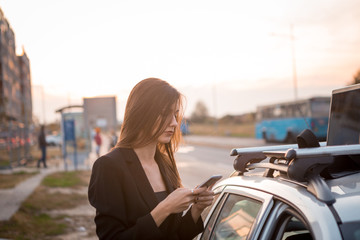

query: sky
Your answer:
[0,0,359,123]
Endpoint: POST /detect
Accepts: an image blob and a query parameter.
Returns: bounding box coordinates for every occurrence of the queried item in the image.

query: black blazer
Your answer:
[88,147,204,240]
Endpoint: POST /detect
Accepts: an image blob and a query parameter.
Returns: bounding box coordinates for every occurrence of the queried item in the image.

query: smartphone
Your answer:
[196,175,223,189]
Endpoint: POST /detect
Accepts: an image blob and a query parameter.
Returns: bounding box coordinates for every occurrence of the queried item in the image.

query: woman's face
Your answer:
[157,104,180,144]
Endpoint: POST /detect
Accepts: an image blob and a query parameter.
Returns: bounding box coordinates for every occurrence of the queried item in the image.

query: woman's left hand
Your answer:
[190,187,215,223]
[192,188,215,211]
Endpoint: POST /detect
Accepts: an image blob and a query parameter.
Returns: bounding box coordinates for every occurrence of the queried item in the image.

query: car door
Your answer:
[197,186,274,240]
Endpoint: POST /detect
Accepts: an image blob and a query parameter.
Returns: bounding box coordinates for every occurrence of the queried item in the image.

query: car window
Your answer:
[209,194,262,240]
[201,193,226,240]
[280,216,312,240]
[201,193,222,221]
[340,221,360,240]
[269,210,313,240]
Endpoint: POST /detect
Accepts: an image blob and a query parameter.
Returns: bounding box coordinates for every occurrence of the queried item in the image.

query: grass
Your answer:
[0,170,92,239]
[0,212,67,240]
[23,185,88,211]
[189,122,255,138]
[0,171,39,189]
[42,170,90,188]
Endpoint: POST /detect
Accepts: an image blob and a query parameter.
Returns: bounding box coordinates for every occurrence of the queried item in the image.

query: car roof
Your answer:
[214,169,360,223]
[328,172,360,223]
[214,174,321,205]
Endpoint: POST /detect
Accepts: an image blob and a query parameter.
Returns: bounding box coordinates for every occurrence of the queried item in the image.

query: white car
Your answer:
[45,134,62,146]
[197,84,360,240]
[196,143,360,240]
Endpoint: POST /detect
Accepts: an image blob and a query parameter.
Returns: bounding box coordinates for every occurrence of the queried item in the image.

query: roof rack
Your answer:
[263,144,360,160]
[230,142,327,156]
[231,144,360,205]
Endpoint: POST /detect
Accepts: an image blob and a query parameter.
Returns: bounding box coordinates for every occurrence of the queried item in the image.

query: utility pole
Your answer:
[41,85,46,124]
[270,24,298,100]
[212,83,218,133]
[290,24,298,100]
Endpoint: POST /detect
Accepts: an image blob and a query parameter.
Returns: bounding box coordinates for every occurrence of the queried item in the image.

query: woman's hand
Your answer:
[162,187,203,213]
[193,188,214,210]
[191,187,215,222]
[151,187,203,226]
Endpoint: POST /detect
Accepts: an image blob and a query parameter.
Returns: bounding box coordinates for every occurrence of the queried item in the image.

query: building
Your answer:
[0,8,32,165]
[0,9,21,122]
[83,96,117,133]
[18,50,32,157]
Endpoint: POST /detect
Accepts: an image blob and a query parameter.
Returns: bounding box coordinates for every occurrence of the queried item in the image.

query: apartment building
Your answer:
[0,8,32,164]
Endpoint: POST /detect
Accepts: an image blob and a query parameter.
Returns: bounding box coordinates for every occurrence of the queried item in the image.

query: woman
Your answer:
[88,78,214,239]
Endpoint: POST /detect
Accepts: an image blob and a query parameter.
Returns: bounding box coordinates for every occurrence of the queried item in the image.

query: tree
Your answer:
[353,69,360,84]
[190,101,209,123]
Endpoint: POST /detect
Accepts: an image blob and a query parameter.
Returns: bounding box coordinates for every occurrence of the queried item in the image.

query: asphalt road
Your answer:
[176,145,234,188]
[176,135,275,188]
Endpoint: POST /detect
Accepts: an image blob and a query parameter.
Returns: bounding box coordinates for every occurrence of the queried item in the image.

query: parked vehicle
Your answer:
[255,97,330,143]
[197,85,360,240]
[181,120,190,135]
[45,134,62,146]
[196,142,360,240]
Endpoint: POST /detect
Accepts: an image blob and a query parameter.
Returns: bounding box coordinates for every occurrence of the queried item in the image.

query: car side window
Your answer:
[209,194,262,240]
[201,193,222,221]
[201,193,226,240]
[270,211,313,240]
[280,216,312,240]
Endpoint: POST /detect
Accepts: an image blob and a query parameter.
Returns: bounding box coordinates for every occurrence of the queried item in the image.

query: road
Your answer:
[176,135,273,188]
[176,145,234,188]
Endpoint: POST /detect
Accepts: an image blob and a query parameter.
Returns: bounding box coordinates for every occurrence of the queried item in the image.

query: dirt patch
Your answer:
[42,173,97,239]
[45,172,97,239]
[49,204,97,240]
[49,203,95,217]
[0,170,39,189]
[47,186,88,195]
[0,170,97,239]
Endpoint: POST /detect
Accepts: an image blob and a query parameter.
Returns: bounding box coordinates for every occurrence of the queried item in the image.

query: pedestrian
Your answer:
[37,125,47,168]
[88,78,215,239]
[94,128,102,158]
[108,129,118,150]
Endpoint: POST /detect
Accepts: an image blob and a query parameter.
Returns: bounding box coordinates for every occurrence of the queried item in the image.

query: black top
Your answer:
[88,147,204,240]
[154,191,172,236]
[155,191,168,203]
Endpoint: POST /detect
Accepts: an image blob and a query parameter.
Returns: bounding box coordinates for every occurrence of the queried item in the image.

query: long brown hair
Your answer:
[116,78,184,188]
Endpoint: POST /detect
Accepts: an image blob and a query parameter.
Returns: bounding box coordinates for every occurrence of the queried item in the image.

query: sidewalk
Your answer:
[0,167,57,221]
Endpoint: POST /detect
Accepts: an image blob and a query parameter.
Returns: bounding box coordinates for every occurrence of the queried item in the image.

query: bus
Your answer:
[255,97,331,143]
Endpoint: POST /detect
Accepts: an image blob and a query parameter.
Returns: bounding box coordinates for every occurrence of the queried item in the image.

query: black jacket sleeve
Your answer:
[178,208,204,240]
[88,156,163,240]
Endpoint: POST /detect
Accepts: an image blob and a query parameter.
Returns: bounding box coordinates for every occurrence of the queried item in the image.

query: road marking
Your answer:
[177,146,195,153]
